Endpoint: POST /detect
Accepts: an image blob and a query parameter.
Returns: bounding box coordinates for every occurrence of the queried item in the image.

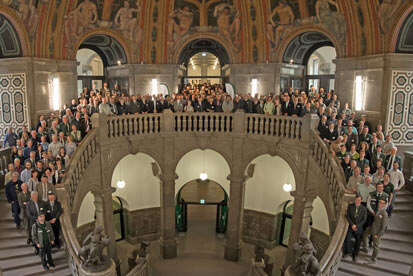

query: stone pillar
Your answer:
[284,191,315,267]
[159,171,178,258]
[92,187,118,262]
[224,174,246,261]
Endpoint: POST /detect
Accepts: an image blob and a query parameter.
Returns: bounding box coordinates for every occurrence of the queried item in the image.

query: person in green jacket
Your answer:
[32,211,55,271]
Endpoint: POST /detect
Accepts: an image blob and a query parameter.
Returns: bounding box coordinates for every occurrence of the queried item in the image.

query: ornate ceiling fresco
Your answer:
[0,0,411,64]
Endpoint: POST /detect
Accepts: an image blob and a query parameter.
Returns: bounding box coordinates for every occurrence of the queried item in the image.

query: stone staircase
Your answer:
[0,191,71,276]
[337,189,413,276]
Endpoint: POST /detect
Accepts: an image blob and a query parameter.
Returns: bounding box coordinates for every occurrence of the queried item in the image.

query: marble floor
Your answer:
[117,204,286,276]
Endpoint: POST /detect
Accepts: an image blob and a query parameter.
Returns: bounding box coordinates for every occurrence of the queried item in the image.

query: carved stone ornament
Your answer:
[78,226,111,271]
[291,232,320,276]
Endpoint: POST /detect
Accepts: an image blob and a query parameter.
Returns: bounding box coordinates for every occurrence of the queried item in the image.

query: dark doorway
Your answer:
[112,196,125,241]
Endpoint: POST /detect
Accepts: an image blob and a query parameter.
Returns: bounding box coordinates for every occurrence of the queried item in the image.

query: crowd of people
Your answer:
[1,81,405,269]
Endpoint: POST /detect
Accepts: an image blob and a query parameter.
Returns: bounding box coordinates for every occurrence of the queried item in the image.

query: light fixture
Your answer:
[202,52,206,57]
[283,183,292,192]
[355,75,364,111]
[289,59,294,64]
[151,78,158,95]
[117,179,125,189]
[52,77,60,110]
[200,172,208,181]
[251,78,258,97]
[117,60,121,65]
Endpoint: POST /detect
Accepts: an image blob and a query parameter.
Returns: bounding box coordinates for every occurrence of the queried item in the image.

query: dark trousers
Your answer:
[343,226,362,256]
[51,220,60,246]
[11,202,21,226]
[39,243,53,266]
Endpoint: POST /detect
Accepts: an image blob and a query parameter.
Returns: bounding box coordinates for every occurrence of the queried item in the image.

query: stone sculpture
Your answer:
[292,232,320,276]
[78,226,111,271]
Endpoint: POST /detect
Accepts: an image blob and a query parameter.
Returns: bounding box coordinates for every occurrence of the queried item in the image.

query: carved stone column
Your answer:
[159,172,178,259]
[92,187,118,262]
[284,191,315,267]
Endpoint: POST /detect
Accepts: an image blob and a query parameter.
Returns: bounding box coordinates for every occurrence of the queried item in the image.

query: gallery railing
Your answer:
[58,112,347,276]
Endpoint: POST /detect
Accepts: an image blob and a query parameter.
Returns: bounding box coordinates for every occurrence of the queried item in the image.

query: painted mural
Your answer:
[0,0,411,64]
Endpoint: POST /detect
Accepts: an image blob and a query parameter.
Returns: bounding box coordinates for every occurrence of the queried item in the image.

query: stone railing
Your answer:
[0,147,12,189]
[402,151,413,193]
[58,112,349,276]
[60,128,99,211]
[310,130,348,276]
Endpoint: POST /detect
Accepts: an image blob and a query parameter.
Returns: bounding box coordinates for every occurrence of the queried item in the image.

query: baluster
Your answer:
[201,115,205,132]
[174,115,178,132]
[260,117,265,135]
[196,115,200,131]
[279,119,284,137]
[183,115,188,132]
[218,115,222,132]
[213,115,217,132]
[147,117,151,133]
[111,119,115,137]
[139,117,144,134]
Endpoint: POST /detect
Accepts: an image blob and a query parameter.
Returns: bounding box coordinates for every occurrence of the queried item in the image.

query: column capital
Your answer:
[160,173,179,183]
[290,190,316,202]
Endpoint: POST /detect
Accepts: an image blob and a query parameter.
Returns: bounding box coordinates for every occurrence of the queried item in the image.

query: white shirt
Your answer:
[388,169,405,190]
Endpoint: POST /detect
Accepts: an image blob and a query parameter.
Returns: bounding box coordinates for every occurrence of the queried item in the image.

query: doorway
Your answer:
[305,46,337,92]
[184,52,222,85]
[176,179,228,234]
[112,196,125,241]
[76,48,105,97]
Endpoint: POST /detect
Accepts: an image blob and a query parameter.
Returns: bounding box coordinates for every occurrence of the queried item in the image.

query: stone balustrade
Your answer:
[402,151,413,193]
[57,111,348,276]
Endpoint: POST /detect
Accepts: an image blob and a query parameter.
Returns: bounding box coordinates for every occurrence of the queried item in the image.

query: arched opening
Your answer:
[0,14,23,58]
[280,32,336,93]
[76,34,128,97]
[178,39,230,88]
[174,149,230,254]
[243,154,296,272]
[111,153,161,243]
[395,9,413,53]
[77,191,96,242]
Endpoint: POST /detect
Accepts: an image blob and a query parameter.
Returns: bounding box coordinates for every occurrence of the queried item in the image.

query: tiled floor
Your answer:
[117,204,286,276]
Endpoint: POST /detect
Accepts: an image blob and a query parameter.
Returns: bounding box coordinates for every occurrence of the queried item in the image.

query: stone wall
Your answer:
[125,207,161,244]
[242,209,278,248]
[309,227,330,261]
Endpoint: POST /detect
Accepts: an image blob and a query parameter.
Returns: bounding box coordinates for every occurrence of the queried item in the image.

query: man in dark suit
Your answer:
[281,94,291,116]
[45,192,62,248]
[59,116,71,136]
[323,122,338,144]
[26,191,46,254]
[5,172,23,229]
[385,147,401,171]
[317,115,329,138]
[288,96,302,117]
[343,195,367,262]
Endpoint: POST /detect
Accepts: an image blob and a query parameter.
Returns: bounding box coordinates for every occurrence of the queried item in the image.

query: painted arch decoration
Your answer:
[0,0,411,63]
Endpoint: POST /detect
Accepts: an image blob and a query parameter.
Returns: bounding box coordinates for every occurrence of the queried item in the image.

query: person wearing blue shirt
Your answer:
[5,172,23,229]
[3,127,18,148]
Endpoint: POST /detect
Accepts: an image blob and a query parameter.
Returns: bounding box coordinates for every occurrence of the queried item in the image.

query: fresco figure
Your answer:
[16,0,39,38]
[315,0,345,38]
[114,1,141,41]
[64,11,76,47]
[266,0,295,48]
[168,6,194,44]
[73,0,98,36]
[377,0,403,34]
[101,0,115,21]
[214,3,241,51]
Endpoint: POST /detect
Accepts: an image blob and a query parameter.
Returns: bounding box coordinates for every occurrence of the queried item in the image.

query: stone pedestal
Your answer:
[79,259,116,276]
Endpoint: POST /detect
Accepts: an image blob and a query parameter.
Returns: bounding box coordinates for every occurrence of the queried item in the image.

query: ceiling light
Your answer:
[117,180,126,189]
[283,183,292,192]
[200,172,208,181]
[117,60,121,65]
[202,52,206,57]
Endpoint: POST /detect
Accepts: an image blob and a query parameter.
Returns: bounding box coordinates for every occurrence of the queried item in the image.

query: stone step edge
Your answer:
[3,254,66,272]
[379,245,413,256]
[359,252,412,265]
[23,264,70,276]
[0,248,64,261]
[341,259,409,276]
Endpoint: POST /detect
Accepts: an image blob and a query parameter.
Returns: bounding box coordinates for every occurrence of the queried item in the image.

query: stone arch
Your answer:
[276,26,343,63]
[0,6,31,57]
[390,4,413,53]
[77,191,96,228]
[174,148,232,194]
[171,34,237,65]
[71,28,133,65]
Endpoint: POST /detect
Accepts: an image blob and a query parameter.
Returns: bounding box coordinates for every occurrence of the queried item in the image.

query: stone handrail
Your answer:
[59,128,99,210]
[106,113,163,138]
[310,130,348,275]
[126,257,150,276]
[245,114,303,141]
[175,113,234,133]
[0,147,12,189]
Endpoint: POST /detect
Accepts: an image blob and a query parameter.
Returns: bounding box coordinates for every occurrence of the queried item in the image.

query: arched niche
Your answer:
[311,196,330,235]
[244,154,295,215]
[0,13,24,58]
[77,191,96,228]
[72,30,131,66]
[393,7,413,53]
[175,149,231,195]
[111,153,161,211]
[177,38,231,67]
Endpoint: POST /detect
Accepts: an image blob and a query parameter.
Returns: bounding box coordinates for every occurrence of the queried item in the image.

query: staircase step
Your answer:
[339,259,399,276]
[359,249,413,265]
[1,249,66,272]
[0,237,28,250]
[0,245,42,261]
[382,231,413,245]
[3,255,68,276]
[0,231,26,239]
[341,257,410,276]
[380,239,413,255]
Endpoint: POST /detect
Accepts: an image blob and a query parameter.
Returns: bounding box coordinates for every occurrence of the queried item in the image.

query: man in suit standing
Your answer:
[323,122,338,144]
[18,183,32,244]
[45,192,62,248]
[367,199,388,263]
[288,96,302,117]
[36,174,57,203]
[26,191,46,255]
[5,172,23,229]
[385,147,401,171]
[343,195,367,262]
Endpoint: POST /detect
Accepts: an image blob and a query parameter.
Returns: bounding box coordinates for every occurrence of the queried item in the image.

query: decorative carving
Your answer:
[78,226,111,271]
[292,232,320,276]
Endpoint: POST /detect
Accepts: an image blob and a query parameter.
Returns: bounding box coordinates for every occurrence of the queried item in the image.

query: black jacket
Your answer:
[346,203,367,235]
[45,200,62,221]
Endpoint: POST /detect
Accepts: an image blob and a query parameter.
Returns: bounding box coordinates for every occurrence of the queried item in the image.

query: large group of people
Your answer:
[1,81,405,269]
